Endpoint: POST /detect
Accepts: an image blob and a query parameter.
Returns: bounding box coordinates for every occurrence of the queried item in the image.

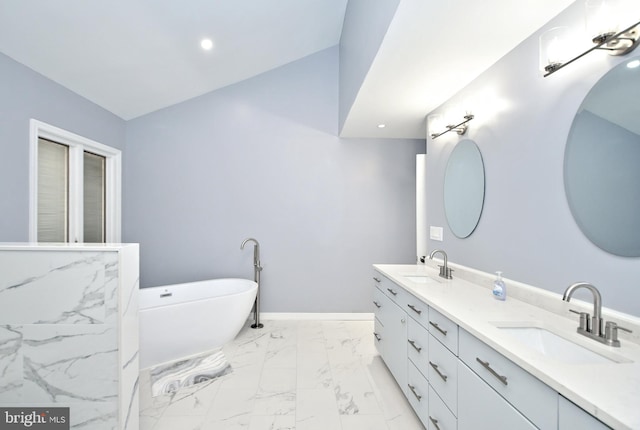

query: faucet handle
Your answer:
[618,325,633,334]
[569,309,590,332]
[604,321,633,347]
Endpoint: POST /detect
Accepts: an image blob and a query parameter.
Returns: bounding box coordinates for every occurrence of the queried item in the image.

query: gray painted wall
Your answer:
[338,0,400,133]
[425,2,640,316]
[124,47,424,312]
[0,53,126,241]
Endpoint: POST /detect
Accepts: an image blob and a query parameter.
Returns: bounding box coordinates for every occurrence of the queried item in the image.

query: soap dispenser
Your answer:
[493,271,506,301]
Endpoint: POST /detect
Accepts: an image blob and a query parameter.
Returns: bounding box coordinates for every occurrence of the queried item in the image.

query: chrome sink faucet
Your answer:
[562,282,632,347]
[563,282,603,337]
[429,249,453,279]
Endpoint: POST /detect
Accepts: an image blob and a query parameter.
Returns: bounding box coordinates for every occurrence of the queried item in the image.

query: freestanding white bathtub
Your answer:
[139,278,258,369]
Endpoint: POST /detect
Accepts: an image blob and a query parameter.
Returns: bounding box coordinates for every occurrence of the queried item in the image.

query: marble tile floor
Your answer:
[139,319,425,430]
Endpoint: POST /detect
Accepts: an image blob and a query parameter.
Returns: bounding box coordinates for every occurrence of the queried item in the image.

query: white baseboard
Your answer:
[256,313,374,321]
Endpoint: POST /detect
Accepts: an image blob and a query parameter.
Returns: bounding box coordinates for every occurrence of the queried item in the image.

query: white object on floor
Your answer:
[149,349,231,397]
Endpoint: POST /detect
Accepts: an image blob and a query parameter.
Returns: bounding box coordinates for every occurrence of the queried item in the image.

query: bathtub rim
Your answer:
[139,277,257,311]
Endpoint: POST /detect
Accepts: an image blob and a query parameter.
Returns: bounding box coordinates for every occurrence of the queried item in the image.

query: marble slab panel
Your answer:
[118,244,140,430]
[0,244,140,430]
[21,324,118,403]
[0,251,118,325]
[0,325,22,402]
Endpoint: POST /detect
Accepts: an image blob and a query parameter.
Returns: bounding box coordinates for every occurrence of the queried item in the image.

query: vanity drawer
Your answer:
[558,396,610,430]
[405,294,429,328]
[428,333,458,415]
[428,385,457,430]
[458,360,536,430]
[374,273,410,306]
[407,316,430,373]
[428,307,458,355]
[407,360,429,425]
[373,285,389,326]
[459,328,558,430]
[373,316,384,356]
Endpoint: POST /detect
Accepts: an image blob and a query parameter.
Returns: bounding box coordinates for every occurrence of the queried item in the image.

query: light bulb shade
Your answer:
[585,0,621,41]
[539,27,573,72]
[428,114,444,138]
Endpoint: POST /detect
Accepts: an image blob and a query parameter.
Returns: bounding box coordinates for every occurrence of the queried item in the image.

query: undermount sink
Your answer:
[495,324,626,364]
[402,275,439,284]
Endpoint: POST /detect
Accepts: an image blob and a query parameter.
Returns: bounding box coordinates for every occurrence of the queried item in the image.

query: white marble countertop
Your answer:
[374,263,640,430]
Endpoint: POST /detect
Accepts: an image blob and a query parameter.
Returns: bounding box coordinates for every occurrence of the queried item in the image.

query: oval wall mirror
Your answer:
[444,139,485,238]
[564,56,640,257]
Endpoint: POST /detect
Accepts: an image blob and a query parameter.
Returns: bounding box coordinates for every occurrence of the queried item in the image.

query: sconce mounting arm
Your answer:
[430,114,474,140]
[544,19,640,77]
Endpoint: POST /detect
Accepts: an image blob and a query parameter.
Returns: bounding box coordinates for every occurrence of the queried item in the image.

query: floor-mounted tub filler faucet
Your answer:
[429,249,453,279]
[562,282,632,347]
[241,238,263,329]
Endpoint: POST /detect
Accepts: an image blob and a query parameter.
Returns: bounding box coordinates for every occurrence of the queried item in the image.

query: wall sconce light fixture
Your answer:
[429,114,474,140]
[541,1,640,77]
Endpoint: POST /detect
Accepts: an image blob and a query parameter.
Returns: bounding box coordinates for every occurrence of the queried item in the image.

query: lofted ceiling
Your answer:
[0,0,573,138]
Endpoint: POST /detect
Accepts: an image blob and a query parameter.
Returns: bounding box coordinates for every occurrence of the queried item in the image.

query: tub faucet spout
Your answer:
[429,249,453,279]
[241,238,261,269]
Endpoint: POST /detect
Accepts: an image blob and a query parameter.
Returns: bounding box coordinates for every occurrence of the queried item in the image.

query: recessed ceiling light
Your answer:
[627,59,640,69]
[200,38,214,51]
[377,124,386,128]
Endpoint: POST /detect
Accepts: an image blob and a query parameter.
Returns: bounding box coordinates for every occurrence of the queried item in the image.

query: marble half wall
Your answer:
[0,244,139,430]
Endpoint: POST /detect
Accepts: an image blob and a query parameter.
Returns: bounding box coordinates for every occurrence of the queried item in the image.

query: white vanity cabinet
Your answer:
[373,275,408,392]
[407,359,430,423]
[558,397,611,430]
[424,310,459,430]
[407,317,430,371]
[428,385,457,430]
[384,298,408,391]
[458,361,536,430]
[406,314,431,426]
[372,285,386,355]
[427,307,458,355]
[372,265,631,430]
[374,272,462,430]
[405,292,429,327]
[428,333,458,415]
[459,328,558,430]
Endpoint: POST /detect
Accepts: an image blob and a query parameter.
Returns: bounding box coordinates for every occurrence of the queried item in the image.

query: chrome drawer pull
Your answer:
[429,417,441,430]
[373,301,381,308]
[407,304,422,315]
[373,277,381,283]
[387,288,398,296]
[476,357,508,386]
[373,332,381,342]
[429,321,448,336]
[429,361,448,382]
[407,384,422,401]
[408,339,422,352]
